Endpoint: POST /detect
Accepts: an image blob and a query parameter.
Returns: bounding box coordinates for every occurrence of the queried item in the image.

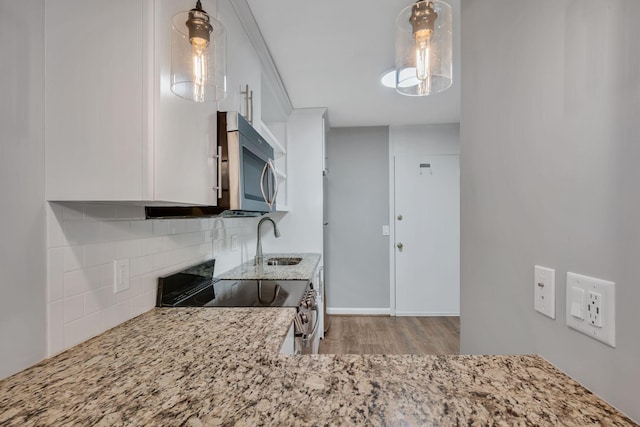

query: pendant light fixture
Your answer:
[171,0,226,102]
[395,0,452,96]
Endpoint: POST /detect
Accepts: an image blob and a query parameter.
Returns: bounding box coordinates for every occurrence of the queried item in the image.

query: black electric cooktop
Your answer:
[156,259,308,308]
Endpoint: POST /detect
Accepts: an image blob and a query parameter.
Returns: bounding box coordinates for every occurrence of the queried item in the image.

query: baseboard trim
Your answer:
[327,307,391,315]
[395,311,460,317]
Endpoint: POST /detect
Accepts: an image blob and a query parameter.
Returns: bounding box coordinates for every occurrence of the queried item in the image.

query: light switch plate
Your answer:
[566,272,615,347]
[534,265,556,319]
[382,225,390,236]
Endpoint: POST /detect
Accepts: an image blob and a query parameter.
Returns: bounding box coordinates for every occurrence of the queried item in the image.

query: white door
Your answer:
[394,154,459,316]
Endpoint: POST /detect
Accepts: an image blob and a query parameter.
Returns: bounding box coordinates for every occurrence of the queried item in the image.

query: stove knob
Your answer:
[301,300,309,309]
[300,313,309,324]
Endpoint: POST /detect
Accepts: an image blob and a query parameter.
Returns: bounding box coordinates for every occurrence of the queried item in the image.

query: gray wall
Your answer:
[0,0,47,378]
[461,0,640,422]
[326,127,390,312]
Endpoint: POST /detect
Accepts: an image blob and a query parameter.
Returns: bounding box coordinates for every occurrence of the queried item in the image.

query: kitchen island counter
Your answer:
[216,252,321,281]
[0,307,636,426]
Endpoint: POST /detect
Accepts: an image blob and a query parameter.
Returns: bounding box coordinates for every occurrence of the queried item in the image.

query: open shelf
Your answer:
[258,120,286,156]
[274,166,287,181]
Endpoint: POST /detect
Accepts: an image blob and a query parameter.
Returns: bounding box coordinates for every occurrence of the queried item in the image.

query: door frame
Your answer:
[388,141,397,316]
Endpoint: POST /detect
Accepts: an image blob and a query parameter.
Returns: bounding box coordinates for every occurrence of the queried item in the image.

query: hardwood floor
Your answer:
[318,315,460,355]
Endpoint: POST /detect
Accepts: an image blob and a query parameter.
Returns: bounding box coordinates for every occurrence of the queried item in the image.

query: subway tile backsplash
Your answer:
[46,202,258,356]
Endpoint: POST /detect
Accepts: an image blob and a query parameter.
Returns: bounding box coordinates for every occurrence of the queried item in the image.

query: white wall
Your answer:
[390,125,460,156]
[325,127,390,313]
[460,0,640,422]
[46,203,258,356]
[0,0,47,380]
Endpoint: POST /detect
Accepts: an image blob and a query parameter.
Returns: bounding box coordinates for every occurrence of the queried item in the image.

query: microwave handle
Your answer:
[260,160,279,211]
[267,161,273,207]
[260,161,270,209]
[269,159,279,207]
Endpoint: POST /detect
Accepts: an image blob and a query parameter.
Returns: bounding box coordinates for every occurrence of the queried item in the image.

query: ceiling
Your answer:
[247,0,461,128]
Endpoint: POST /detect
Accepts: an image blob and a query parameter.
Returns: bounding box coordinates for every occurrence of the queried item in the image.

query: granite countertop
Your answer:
[216,252,321,281]
[0,308,636,426]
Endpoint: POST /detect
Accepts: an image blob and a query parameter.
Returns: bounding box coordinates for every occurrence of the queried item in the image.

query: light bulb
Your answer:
[414,29,432,95]
[185,1,213,102]
[394,0,451,96]
[191,36,208,102]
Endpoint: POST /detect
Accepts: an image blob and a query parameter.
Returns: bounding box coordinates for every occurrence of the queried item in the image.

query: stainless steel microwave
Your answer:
[145,112,277,219]
[216,111,277,215]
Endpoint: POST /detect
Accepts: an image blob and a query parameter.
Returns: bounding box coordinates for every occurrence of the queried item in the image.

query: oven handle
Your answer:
[303,306,320,345]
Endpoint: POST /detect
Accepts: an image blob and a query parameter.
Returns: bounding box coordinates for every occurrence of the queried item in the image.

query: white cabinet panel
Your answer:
[279,322,295,355]
[45,0,219,205]
[153,0,219,205]
[217,0,261,126]
[45,0,147,201]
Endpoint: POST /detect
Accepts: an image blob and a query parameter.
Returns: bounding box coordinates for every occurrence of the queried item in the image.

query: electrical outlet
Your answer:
[114,259,130,294]
[587,291,603,327]
[566,272,615,347]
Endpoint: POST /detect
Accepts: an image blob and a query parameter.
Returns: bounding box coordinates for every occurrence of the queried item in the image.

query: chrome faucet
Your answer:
[255,216,280,265]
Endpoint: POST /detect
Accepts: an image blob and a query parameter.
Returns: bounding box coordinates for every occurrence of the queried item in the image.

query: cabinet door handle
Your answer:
[250,89,254,125]
[216,146,222,199]
[212,146,223,199]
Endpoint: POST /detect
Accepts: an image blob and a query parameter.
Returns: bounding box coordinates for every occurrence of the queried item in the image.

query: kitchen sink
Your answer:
[266,257,303,266]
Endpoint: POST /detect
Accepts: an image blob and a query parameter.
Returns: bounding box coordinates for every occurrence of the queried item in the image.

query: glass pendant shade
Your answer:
[395,0,452,96]
[171,2,226,102]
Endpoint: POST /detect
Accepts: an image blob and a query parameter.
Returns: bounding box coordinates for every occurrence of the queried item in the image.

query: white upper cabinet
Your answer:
[45,0,222,205]
[217,0,262,126]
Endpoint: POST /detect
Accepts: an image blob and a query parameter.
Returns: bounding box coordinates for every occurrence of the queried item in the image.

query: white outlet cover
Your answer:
[534,265,556,319]
[114,259,130,294]
[566,272,615,347]
[587,291,603,327]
